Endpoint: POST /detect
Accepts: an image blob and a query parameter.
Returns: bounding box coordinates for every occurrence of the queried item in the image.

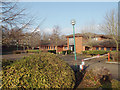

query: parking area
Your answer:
[58,54,119,81]
[1,53,119,80]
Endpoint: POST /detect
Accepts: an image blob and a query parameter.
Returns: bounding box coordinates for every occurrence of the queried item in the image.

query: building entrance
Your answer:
[69,45,74,51]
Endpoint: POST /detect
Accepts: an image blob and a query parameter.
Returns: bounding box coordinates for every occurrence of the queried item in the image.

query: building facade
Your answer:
[39,45,68,53]
[66,33,116,53]
[39,33,117,53]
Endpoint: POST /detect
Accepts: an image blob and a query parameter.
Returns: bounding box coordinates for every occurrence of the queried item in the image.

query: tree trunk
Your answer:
[113,38,119,51]
[56,45,57,54]
[116,42,119,51]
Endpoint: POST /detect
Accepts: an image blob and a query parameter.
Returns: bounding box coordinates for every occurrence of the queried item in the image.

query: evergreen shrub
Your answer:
[2,52,75,88]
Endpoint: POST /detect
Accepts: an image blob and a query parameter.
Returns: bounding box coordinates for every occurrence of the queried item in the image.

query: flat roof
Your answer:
[66,33,112,39]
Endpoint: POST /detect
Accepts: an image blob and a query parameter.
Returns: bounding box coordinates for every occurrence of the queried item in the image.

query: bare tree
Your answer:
[60,35,67,45]
[1,2,32,46]
[1,2,27,28]
[100,9,119,51]
[29,31,41,49]
[1,2,44,49]
[81,22,98,48]
[50,25,61,52]
[40,31,50,45]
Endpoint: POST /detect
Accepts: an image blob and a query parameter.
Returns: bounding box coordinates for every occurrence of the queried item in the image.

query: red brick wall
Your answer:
[57,46,63,52]
[99,47,101,50]
[75,37,83,53]
[98,37,102,41]
[83,46,85,51]
[110,47,112,51]
[92,47,96,50]
[104,47,107,51]
[67,37,69,50]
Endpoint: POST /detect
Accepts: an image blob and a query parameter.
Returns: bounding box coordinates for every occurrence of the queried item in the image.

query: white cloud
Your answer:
[25,28,41,33]
[42,28,53,34]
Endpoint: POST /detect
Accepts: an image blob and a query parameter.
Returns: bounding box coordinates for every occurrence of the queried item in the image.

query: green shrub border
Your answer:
[62,50,72,55]
[48,50,56,54]
[26,50,42,53]
[2,52,75,88]
[82,50,110,56]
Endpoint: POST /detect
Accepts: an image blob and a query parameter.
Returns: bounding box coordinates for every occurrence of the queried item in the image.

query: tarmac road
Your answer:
[59,54,120,81]
[2,53,119,80]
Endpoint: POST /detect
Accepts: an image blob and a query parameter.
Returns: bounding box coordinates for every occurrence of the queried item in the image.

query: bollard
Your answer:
[108,53,110,62]
[98,54,100,58]
[80,64,83,70]
[80,59,85,71]
[80,65,82,70]
[82,65,84,70]
[82,59,85,65]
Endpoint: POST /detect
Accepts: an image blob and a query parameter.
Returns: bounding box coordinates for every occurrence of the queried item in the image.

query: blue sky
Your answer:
[19,2,118,35]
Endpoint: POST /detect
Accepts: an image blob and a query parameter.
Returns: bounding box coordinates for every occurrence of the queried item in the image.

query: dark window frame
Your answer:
[106,47,110,51]
[101,47,104,50]
[96,47,99,50]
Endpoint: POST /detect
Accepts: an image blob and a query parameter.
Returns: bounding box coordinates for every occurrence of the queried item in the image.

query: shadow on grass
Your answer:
[71,65,87,90]
[71,65,113,89]
[99,75,112,90]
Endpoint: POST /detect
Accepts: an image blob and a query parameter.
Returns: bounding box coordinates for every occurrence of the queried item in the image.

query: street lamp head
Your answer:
[71,20,76,25]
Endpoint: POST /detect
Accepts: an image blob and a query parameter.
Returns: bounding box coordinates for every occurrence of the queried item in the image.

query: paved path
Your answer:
[59,54,119,81]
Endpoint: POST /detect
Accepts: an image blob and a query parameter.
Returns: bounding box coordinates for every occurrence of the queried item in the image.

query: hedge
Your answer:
[13,50,26,54]
[2,52,75,88]
[82,50,109,55]
[2,59,17,67]
[62,50,72,55]
[26,50,42,53]
[67,50,72,54]
[48,50,56,54]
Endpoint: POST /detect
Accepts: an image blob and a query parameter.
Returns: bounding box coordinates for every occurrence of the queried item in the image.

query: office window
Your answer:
[49,46,50,49]
[101,47,104,50]
[64,46,68,50]
[112,47,116,51]
[54,46,55,50]
[106,47,110,51]
[96,47,99,50]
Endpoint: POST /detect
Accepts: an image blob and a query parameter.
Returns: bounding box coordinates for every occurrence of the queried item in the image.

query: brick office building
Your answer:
[66,33,117,53]
[39,33,117,53]
[39,44,68,53]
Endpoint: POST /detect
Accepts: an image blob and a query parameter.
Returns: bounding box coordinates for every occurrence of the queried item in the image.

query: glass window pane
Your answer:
[106,47,110,51]
[101,47,104,50]
[112,47,116,51]
[96,47,99,50]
